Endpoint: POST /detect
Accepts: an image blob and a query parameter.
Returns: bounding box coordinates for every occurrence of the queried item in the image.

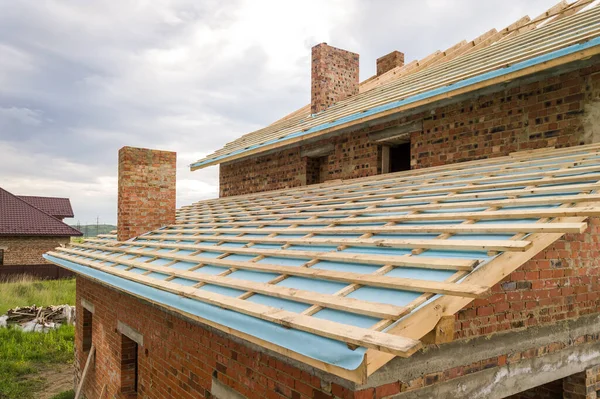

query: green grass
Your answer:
[0,277,76,399]
[0,276,76,314]
[50,391,74,399]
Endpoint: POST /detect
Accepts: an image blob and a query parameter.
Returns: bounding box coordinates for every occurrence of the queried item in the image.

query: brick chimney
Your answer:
[376,51,405,76]
[311,43,359,115]
[117,146,176,241]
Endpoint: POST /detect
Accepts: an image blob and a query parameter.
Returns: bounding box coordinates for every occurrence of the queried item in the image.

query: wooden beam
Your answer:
[74,344,95,399]
[421,315,455,345]
[135,235,532,252]
[147,222,588,236]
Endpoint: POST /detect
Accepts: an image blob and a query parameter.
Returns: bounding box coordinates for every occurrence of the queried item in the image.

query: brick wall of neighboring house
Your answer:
[454,217,600,341]
[0,236,70,266]
[117,147,177,241]
[219,131,381,197]
[220,63,600,197]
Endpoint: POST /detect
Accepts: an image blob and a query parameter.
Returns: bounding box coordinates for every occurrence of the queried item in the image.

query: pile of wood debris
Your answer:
[0,305,75,332]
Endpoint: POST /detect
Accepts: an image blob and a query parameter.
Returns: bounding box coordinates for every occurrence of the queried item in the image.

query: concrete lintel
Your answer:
[389,341,600,399]
[81,298,95,314]
[117,321,143,346]
[368,120,422,143]
[301,143,335,158]
[365,313,600,388]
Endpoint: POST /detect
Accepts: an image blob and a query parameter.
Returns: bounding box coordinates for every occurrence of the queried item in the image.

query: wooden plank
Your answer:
[80,240,479,271]
[421,315,455,345]
[49,251,422,357]
[74,344,95,399]
[151,222,588,236]
[55,247,488,297]
[135,235,532,252]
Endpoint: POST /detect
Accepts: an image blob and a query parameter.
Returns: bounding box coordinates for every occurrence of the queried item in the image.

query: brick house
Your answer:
[47,3,600,399]
[0,187,81,268]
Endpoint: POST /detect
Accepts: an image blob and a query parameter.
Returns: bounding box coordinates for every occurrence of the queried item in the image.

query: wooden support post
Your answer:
[421,315,455,345]
[75,344,96,399]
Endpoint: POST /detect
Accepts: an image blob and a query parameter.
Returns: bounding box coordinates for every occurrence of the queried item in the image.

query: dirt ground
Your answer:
[37,363,74,399]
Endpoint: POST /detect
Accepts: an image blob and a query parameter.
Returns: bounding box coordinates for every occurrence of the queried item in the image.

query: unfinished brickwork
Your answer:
[376,51,404,76]
[311,43,359,115]
[563,366,600,399]
[0,236,69,265]
[411,63,600,169]
[219,131,381,197]
[220,64,600,197]
[117,146,176,241]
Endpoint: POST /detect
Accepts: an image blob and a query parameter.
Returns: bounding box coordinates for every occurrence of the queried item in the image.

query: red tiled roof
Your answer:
[0,188,82,237]
[17,195,75,218]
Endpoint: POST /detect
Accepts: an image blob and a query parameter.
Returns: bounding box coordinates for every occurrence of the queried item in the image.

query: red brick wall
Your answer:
[411,64,600,169]
[376,51,404,76]
[220,64,600,197]
[0,236,69,265]
[455,217,600,340]
[75,277,357,399]
[117,146,176,241]
[219,131,381,197]
[311,43,359,115]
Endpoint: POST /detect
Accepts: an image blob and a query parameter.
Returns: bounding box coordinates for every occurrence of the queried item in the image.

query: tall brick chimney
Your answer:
[117,146,176,241]
[376,51,404,76]
[311,43,359,115]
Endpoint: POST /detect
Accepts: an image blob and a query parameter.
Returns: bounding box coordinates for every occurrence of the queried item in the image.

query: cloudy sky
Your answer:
[0,0,566,225]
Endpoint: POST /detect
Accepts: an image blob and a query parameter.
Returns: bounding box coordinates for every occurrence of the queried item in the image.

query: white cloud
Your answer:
[0,0,568,225]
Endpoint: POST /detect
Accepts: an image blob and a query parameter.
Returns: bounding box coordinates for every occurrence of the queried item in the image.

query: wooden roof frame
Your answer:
[47,143,600,383]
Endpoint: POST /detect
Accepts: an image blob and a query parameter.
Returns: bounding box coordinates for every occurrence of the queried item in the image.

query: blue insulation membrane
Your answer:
[45,255,367,370]
[191,37,600,170]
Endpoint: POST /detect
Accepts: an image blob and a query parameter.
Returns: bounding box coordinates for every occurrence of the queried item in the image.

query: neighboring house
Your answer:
[0,187,81,267]
[47,3,600,399]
